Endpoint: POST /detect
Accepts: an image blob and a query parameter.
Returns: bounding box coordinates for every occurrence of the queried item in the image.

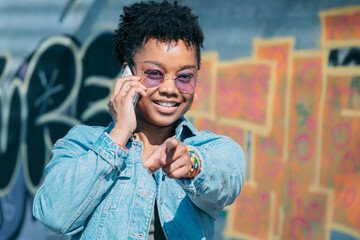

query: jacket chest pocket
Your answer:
[104,165,133,211]
[166,178,186,199]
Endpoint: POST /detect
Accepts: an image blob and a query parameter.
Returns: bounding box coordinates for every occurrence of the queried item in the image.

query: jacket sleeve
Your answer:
[176,133,245,219]
[33,125,128,235]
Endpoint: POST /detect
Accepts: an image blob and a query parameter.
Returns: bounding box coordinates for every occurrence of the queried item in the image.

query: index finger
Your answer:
[143,138,178,174]
[165,138,178,152]
[143,143,166,174]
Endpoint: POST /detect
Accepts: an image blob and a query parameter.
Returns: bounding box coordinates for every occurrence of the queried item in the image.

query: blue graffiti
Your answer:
[0,29,121,239]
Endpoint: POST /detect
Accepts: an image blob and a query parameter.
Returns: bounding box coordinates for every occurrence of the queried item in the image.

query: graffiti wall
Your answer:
[187,5,360,240]
[0,30,121,239]
[0,1,359,240]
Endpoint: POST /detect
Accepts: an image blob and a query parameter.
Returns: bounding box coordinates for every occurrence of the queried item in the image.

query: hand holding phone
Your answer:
[108,65,146,146]
[121,65,140,107]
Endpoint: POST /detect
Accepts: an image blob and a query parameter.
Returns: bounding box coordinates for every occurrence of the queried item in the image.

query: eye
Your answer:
[176,72,194,83]
[147,70,162,76]
[143,67,164,80]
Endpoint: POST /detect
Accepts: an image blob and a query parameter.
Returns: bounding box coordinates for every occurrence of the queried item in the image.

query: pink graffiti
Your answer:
[306,202,324,222]
[306,117,316,131]
[247,87,266,102]
[260,192,268,203]
[236,197,261,236]
[290,217,312,240]
[353,11,360,27]
[341,151,357,173]
[295,133,313,162]
[245,106,266,121]
[288,181,298,197]
[237,72,267,98]
[299,61,321,85]
[217,74,244,114]
[233,73,267,121]
[217,74,232,94]
[343,187,356,207]
[251,65,270,90]
[218,70,268,121]
[335,16,350,33]
[332,122,352,149]
[297,198,303,209]
[230,66,270,121]
[259,140,282,176]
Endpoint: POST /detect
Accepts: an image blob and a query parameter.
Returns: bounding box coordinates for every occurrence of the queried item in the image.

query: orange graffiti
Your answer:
[251,38,293,238]
[333,173,360,233]
[224,184,275,240]
[192,52,217,119]
[320,6,360,48]
[282,191,328,240]
[186,4,360,240]
[216,59,276,136]
[287,51,326,192]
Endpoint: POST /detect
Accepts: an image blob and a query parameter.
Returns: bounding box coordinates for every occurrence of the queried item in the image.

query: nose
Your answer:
[158,76,179,95]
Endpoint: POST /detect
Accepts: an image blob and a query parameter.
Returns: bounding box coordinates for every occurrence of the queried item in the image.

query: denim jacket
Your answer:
[33,117,245,239]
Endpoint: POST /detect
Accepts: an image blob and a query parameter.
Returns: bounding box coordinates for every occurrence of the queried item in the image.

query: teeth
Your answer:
[155,101,177,107]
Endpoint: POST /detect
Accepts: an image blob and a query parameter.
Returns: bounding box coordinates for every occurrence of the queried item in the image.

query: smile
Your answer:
[152,100,181,114]
[153,100,180,107]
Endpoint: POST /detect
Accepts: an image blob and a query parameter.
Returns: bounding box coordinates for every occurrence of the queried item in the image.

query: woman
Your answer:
[33,1,245,239]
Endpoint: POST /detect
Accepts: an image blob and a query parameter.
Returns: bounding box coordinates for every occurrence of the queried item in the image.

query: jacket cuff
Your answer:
[90,132,129,171]
[176,145,211,195]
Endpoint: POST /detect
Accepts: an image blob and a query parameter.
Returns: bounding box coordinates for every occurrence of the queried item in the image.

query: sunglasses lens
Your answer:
[141,66,197,92]
[175,71,196,92]
[142,67,164,88]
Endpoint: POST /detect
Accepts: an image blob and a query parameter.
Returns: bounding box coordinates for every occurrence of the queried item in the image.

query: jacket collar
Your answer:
[106,116,199,142]
[174,116,200,140]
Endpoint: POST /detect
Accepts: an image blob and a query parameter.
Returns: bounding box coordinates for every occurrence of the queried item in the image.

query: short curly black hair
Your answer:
[113,1,204,69]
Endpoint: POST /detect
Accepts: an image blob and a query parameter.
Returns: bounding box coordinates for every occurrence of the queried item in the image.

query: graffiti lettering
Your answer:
[290,217,312,240]
[288,181,298,197]
[332,122,352,149]
[341,151,357,173]
[299,61,321,85]
[306,202,325,222]
[0,29,121,238]
[235,197,261,236]
[295,133,313,162]
[259,140,282,176]
[343,187,357,207]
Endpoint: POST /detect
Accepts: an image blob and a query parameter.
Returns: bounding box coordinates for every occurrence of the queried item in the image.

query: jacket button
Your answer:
[132,233,144,237]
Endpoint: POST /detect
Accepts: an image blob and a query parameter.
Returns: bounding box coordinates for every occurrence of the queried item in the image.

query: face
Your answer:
[132,38,198,128]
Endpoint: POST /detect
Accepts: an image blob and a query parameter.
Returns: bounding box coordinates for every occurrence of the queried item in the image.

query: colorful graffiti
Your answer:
[187,5,360,240]
[1,4,360,240]
[0,30,121,239]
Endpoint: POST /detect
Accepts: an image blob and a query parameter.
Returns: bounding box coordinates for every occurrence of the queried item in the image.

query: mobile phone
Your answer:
[121,65,139,107]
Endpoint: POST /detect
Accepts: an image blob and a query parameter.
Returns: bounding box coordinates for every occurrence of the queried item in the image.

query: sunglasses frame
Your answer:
[140,64,198,93]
